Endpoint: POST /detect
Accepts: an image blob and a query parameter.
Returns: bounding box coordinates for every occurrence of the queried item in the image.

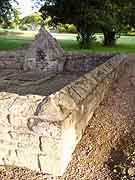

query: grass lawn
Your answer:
[0,30,135,53]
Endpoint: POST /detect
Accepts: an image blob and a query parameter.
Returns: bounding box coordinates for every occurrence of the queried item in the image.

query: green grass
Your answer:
[58,34,135,53]
[0,29,135,53]
[0,36,32,50]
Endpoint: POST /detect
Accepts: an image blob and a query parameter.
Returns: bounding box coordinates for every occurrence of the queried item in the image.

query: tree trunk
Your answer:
[76,23,94,49]
[103,31,116,46]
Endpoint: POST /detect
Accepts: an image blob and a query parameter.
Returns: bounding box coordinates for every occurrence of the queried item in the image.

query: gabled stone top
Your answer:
[36,24,64,58]
[25,24,64,61]
[24,24,64,71]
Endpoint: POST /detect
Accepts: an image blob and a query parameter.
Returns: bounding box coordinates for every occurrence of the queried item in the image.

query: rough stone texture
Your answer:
[0,54,127,177]
[0,51,111,72]
[0,50,25,69]
[0,36,114,74]
[23,24,64,72]
[0,25,64,73]
[60,55,135,180]
[63,52,114,72]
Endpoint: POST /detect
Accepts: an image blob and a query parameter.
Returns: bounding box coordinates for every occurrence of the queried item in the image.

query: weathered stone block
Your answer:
[23,25,64,73]
[0,148,39,171]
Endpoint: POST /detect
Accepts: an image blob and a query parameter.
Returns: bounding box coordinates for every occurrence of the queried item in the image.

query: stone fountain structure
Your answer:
[0,25,127,179]
[23,24,64,73]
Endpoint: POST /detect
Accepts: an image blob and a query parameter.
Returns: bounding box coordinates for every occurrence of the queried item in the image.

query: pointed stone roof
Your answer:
[25,24,64,61]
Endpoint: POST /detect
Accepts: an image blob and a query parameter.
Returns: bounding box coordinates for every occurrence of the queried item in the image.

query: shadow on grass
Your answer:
[59,40,135,53]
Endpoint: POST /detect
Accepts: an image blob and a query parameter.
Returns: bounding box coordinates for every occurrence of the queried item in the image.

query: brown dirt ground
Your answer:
[0,70,84,96]
[0,55,135,180]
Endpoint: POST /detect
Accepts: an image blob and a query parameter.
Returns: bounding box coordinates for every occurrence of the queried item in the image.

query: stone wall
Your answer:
[0,50,115,73]
[63,52,114,72]
[0,50,24,69]
[0,54,127,177]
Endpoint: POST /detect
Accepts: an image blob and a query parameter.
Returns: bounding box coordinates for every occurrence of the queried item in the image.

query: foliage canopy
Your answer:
[0,0,18,28]
[34,0,135,47]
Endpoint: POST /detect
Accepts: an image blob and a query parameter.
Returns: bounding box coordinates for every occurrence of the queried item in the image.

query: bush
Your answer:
[57,25,66,33]
[57,24,77,33]
[67,24,77,33]
[128,32,135,36]
[77,33,96,49]
[19,24,29,31]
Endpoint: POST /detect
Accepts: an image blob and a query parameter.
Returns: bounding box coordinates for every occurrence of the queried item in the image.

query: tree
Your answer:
[21,12,42,28]
[0,0,18,28]
[20,12,42,31]
[35,0,135,47]
[123,1,135,30]
[96,0,135,46]
[96,0,123,46]
[39,0,100,48]
[1,8,21,29]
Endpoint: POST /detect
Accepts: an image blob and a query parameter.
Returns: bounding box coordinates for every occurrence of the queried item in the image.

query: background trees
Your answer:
[0,0,134,48]
[0,0,19,28]
[38,0,135,48]
[40,0,99,48]
[20,12,42,30]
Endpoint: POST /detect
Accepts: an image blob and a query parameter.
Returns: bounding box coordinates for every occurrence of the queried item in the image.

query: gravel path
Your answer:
[0,55,135,180]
